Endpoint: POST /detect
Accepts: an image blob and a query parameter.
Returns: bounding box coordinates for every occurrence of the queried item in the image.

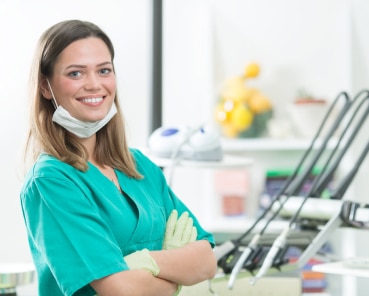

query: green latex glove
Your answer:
[163,210,198,250]
[174,285,182,296]
[124,248,160,276]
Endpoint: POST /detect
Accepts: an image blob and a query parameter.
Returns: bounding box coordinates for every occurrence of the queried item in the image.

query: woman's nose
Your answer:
[84,74,101,90]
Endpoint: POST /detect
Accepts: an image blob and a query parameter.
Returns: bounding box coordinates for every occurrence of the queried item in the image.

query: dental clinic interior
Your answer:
[2,0,369,295]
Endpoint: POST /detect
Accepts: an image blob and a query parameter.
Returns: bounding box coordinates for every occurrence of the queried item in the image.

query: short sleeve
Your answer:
[21,174,127,295]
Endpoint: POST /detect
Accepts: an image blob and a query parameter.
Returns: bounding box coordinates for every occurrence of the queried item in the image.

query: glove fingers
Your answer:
[181,217,194,242]
[189,226,198,242]
[165,209,178,237]
[173,211,189,240]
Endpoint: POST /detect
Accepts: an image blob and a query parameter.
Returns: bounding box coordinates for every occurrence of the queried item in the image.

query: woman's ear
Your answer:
[40,78,52,100]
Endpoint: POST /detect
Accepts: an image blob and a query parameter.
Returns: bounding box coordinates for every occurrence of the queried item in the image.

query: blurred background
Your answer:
[1,0,369,295]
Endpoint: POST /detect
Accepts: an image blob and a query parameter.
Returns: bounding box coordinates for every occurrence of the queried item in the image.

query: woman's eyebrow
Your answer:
[97,61,113,67]
[65,61,113,69]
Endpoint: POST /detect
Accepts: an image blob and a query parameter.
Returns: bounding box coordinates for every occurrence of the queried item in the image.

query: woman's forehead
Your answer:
[55,37,112,69]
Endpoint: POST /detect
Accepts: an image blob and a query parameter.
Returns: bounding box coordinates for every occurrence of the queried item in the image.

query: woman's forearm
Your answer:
[90,269,177,296]
[151,240,217,286]
[90,240,217,294]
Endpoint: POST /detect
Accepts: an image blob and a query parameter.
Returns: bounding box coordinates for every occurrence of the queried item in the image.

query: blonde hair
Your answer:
[24,20,141,178]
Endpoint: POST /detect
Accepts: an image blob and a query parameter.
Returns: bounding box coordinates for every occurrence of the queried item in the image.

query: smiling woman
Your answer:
[19,19,217,296]
[0,2,152,277]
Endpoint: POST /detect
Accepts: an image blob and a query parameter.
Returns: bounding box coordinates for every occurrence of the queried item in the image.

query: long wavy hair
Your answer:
[24,19,141,178]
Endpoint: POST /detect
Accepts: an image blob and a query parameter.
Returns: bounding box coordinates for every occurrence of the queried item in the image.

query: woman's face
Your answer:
[44,37,116,122]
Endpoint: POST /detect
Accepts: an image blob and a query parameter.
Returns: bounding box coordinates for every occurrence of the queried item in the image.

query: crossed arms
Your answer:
[90,211,217,296]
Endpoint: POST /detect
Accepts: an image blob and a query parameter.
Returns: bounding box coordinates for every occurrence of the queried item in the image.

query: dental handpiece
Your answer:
[250,227,289,285]
[213,240,236,261]
[228,234,260,289]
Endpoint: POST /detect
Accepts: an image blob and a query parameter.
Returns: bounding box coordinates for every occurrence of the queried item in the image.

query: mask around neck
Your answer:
[52,103,117,138]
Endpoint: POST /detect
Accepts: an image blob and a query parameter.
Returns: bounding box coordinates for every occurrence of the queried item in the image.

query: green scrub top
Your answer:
[20,149,214,296]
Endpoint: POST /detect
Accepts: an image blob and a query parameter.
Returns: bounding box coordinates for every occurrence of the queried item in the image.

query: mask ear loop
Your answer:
[46,79,59,110]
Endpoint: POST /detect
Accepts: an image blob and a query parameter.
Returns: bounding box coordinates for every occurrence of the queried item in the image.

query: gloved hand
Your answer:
[163,210,197,250]
[124,248,160,276]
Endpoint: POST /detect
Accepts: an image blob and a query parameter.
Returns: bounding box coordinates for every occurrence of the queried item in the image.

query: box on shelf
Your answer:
[214,169,250,217]
[259,167,335,213]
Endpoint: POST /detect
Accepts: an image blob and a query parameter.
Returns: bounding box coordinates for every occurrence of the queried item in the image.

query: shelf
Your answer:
[221,137,339,152]
[143,151,254,170]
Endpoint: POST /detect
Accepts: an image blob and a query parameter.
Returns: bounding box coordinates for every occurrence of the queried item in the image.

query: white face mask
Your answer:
[46,79,117,138]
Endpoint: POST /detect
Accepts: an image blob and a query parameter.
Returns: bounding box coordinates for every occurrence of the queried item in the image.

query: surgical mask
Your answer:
[46,79,117,138]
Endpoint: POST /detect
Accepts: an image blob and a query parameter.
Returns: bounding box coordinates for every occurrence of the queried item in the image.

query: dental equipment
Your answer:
[294,136,369,268]
[148,124,223,186]
[217,89,369,290]
[219,91,351,289]
[251,89,369,284]
[310,89,369,198]
[148,124,223,161]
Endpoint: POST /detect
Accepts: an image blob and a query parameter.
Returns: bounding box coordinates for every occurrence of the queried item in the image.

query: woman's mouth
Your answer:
[79,97,104,103]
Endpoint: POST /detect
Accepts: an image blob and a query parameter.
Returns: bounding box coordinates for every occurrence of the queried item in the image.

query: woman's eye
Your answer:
[100,68,112,75]
[68,71,81,78]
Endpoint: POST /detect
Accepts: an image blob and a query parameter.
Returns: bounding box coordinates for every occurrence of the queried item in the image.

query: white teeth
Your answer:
[81,97,103,103]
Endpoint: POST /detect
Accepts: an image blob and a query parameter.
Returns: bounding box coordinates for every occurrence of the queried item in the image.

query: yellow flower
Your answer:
[244,63,260,79]
[248,93,272,114]
[230,103,254,131]
[221,77,249,103]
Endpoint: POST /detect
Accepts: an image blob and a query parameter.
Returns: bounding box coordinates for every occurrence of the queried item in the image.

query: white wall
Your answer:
[0,0,152,263]
[162,0,215,127]
[163,0,352,124]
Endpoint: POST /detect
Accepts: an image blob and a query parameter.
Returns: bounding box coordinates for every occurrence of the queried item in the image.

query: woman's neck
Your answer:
[78,134,97,162]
